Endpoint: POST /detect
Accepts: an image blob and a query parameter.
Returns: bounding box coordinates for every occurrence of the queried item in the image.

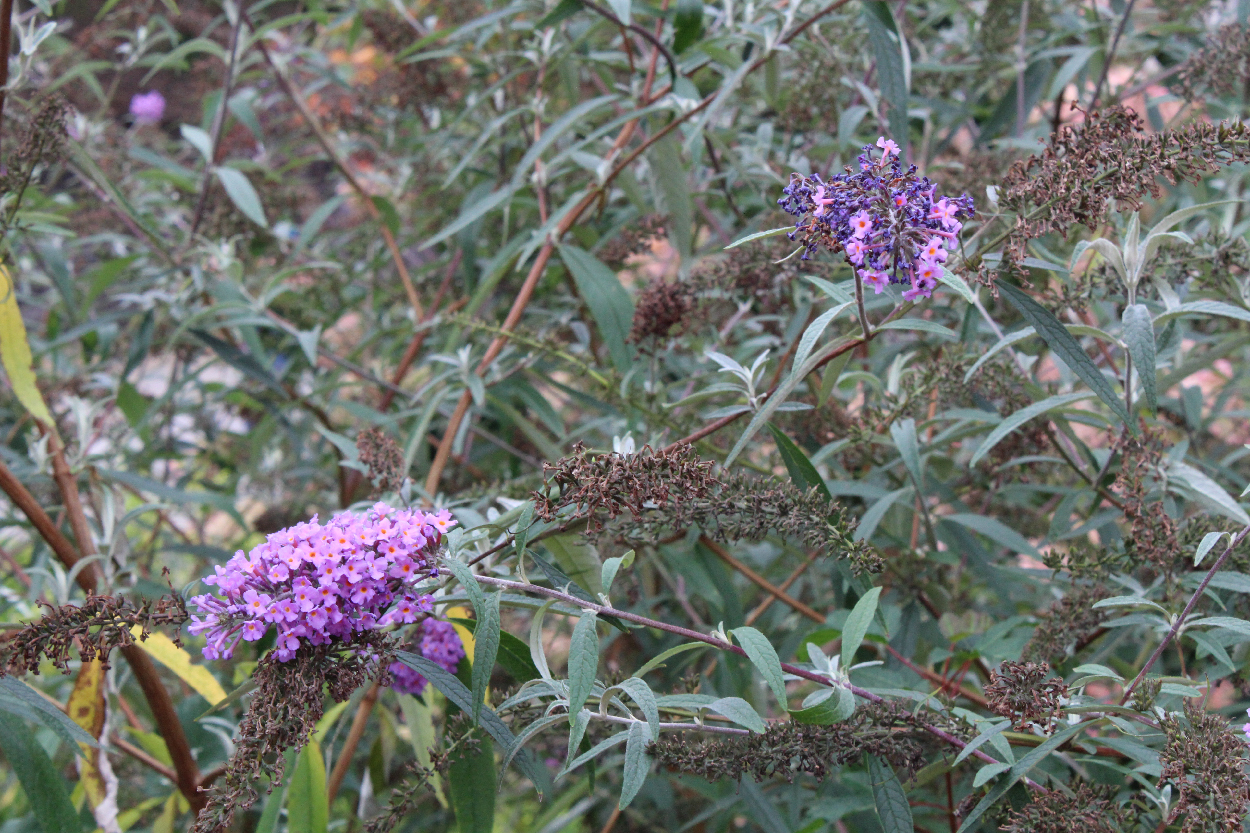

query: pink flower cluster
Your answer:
[389,618,466,695]
[779,136,974,302]
[188,503,456,662]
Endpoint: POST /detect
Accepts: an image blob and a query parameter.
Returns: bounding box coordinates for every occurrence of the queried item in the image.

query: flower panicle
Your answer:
[777,137,974,302]
[187,502,455,663]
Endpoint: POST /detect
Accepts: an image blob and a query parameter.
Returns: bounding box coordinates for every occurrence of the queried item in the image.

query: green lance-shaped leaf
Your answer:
[862,1,910,152]
[558,244,635,372]
[868,755,914,833]
[0,677,98,751]
[448,616,540,683]
[618,719,651,809]
[707,696,768,733]
[394,652,551,796]
[449,727,496,833]
[768,424,831,499]
[442,557,496,722]
[789,686,856,725]
[214,166,268,228]
[567,611,600,723]
[841,586,883,667]
[997,280,1134,431]
[0,712,83,833]
[672,0,704,53]
[286,740,328,833]
[969,392,1096,467]
[1122,303,1157,413]
[957,722,1087,833]
[472,592,502,722]
[731,626,788,707]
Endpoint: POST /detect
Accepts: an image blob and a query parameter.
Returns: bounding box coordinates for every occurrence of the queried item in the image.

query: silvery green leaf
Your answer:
[567,613,600,722]
[841,587,883,667]
[1169,461,1250,525]
[1122,303,1157,413]
[618,720,650,809]
[707,697,767,733]
[1195,531,1230,566]
[973,761,1011,788]
[724,227,792,250]
[730,626,788,706]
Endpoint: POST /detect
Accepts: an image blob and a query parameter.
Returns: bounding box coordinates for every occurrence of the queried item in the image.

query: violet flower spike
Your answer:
[776,136,974,301]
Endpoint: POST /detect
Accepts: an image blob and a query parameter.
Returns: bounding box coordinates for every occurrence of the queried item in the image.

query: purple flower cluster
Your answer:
[129,90,166,125]
[389,618,466,695]
[188,503,456,662]
[778,137,975,302]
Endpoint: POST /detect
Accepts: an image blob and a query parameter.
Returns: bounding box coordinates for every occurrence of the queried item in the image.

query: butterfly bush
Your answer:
[188,503,456,662]
[778,137,974,301]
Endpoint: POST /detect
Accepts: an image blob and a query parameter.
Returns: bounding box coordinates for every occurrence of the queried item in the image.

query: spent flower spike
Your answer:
[778,137,974,302]
[188,503,456,662]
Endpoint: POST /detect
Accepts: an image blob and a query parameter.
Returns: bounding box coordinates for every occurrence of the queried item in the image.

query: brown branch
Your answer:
[110,734,179,782]
[474,574,1036,782]
[884,644,989,709]
[745,548,821,625]
[0,0,13,158]
[1119,525,1250,705]
[423,1,856,493]
[0,453,205,811]
[326,680,381,804]
[699,536,824,623]
[379,250,463,412]
[251,24,423,320]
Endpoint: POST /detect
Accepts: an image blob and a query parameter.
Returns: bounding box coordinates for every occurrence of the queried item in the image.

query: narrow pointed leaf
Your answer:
[730,626,788,706]
[567,612,600,722]
[997,280,1132,430]
[1122,303,1157,413]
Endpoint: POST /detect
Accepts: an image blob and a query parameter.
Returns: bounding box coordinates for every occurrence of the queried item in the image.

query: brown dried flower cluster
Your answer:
[362,762,441,833]
[194,634,393,833]
[648,701,931,782]
[629,233,810,342]
[534,443,716,529]
[1113,429,1181,575]
[357,427,405,495]
[984,660,1068,731]
[1178,23,1250,100]
[2,590,187,675]
[599,214,667,270]
[999,783,1134,833]
[628,278,697,343]
[0,96,68,217]
[1000,107,1250,256]
[1021,583,1109,664]
[535,445,881,573]
[1159,699,1250,833]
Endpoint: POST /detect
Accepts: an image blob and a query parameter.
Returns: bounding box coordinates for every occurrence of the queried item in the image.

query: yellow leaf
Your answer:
[129,628,227,705]
[445,605,475,661]
[0,264,55,429]
[69,660,109,809]
[94,795,165,833]
[150,791,187,833]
